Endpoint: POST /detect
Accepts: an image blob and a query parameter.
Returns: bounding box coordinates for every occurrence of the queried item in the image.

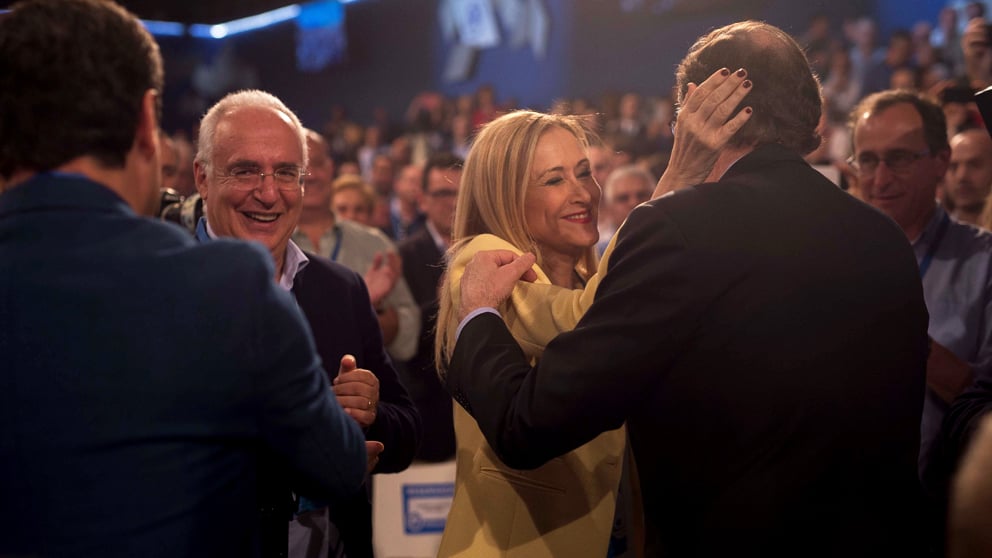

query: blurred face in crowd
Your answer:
[963,18,992,74]
[422,166,462,238]
[394,164,423,205]
[853,102,949,237]
[525,126,601,264]
[333,187,372,225]
[606,172,652,227]
[303,132,334,212]
[587,145,614,189]
[947,129,992,213]
[371,155,394,195]
[159,132,179,192]
[338,161,360,177]
[196,106,305,270]
[888,35,913,66]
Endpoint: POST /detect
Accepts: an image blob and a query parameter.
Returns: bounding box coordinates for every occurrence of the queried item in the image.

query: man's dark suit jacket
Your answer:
[398,228,455,461]
[291,253,422,557]
[0,174,367,558]
[195,221,422,558]
[448,144,930,556]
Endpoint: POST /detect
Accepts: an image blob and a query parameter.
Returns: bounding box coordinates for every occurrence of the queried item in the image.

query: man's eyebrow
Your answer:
[226,159,301,168]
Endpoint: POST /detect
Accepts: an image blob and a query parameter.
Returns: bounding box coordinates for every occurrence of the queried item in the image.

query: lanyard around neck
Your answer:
[329,225,343,262]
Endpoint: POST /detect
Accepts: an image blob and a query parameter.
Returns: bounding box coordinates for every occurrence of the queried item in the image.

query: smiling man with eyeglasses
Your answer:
[194,93,310,285]
[851,89,992,543]
[193,90,421,558]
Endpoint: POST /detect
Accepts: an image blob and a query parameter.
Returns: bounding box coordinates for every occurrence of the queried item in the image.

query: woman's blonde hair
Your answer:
[434,110,598,375]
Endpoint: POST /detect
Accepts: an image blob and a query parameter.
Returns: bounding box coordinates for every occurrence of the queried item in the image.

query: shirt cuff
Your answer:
[456,307,501,341]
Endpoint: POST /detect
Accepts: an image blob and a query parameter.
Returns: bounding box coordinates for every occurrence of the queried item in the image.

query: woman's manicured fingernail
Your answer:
[743,80,752,89]
[736,68,747,78]
[720,68,730,76]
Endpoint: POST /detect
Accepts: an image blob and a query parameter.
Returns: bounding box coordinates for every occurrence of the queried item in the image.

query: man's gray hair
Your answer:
[604,165,656,201]
[196,89,308,168]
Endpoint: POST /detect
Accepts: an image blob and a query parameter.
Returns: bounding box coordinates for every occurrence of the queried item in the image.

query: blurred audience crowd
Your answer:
[154,2,992,241]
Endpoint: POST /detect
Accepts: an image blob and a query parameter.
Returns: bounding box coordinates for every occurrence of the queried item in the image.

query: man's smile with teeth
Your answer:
[244,212,279,222]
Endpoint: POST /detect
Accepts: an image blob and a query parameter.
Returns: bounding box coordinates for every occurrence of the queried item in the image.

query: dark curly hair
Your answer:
[676,21,823,155]
[0,0,164,179]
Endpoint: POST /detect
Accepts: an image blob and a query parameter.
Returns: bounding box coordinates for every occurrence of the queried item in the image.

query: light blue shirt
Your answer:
[915,205,992,474]
[196,217,309,291]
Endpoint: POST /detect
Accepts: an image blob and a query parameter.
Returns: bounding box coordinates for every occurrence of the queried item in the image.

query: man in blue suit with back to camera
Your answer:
[0,1,368,556]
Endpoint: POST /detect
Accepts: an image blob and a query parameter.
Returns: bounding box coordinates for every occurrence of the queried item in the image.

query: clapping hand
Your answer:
[364,251,401,307]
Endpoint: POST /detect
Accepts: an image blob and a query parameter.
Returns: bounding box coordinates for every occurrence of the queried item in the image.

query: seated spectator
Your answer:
[946,129,992,226]
[596,165,655,255]
[333,174,378,226]
[295,132,421,364]
[863,29,916,95]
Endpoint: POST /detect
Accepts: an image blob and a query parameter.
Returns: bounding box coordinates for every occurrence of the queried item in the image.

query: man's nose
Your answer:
[252,176,281,203]
[871,161,896,189]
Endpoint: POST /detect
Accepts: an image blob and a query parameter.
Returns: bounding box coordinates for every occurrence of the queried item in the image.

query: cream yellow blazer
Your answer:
[437,234,626,558]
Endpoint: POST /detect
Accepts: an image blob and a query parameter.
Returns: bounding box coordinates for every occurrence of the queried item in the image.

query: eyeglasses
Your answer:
[426,189,458,200]
[847,149,930,176]
[216,165,308,191]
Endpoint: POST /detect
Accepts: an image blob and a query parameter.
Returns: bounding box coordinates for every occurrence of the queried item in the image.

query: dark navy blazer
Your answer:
[197,218,421,558]
[0,174,367,558]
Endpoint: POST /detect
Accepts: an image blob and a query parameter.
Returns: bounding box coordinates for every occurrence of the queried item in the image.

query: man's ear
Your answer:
[193,160,209,201]
[135,89,159,159]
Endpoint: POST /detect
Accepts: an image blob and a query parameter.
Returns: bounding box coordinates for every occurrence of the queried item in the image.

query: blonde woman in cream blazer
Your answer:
[439,233,624,558]
[432,108,640,558]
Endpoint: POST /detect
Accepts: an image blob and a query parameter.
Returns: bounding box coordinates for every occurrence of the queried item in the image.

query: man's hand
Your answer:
[333,354,381,429]
[365,441,385,473]
[457,250,537,322]
[928,340,974,403]
[364,251,401,307]
[655,67,754,196]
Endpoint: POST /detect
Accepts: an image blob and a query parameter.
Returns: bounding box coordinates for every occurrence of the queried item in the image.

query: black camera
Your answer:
[158,188,203,233]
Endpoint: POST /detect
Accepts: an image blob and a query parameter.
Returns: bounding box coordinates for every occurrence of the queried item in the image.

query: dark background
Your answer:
[1,0,953,133]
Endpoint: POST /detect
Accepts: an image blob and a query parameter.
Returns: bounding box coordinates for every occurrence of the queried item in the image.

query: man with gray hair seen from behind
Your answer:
[445,20,928,556]
[0,2,367,557]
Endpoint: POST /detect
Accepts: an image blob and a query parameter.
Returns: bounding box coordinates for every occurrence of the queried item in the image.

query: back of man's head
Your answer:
[0,0,164,180]
[676,20,822,155]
